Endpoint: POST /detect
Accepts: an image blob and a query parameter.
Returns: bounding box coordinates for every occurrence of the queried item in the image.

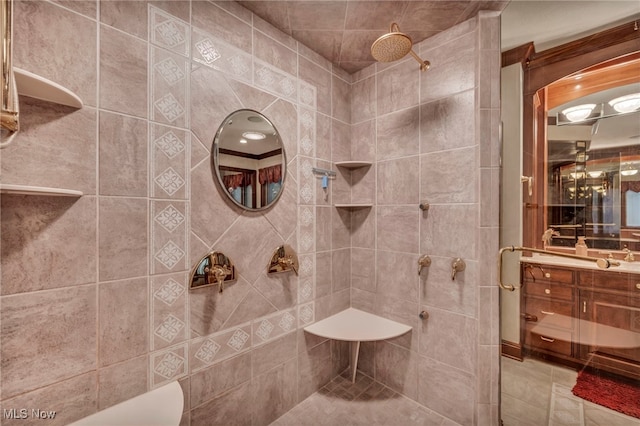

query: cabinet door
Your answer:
[579,290,640,378]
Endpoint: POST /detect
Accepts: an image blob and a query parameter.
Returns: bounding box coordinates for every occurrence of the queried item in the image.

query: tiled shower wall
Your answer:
[346,12,501,425]
[0,1,500,425]
[1,1,351,425]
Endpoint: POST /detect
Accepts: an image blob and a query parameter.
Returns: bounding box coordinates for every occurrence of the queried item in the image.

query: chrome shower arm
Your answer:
[498,245,621,292]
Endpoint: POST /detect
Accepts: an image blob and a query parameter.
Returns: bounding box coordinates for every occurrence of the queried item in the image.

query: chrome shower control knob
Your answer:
[419,310,429,320]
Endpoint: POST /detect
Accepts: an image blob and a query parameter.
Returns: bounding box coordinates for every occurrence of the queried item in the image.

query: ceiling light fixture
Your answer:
[242,131,266,140]
[587,171,603,178]
[561,104,596,122]
[608,93,640,114]
[621,169,639,176]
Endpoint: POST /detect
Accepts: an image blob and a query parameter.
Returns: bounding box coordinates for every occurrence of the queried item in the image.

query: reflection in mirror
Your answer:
[267,244,299,275]
[546,66,640,251]
[212,109,286,211]
[190,251,236,292]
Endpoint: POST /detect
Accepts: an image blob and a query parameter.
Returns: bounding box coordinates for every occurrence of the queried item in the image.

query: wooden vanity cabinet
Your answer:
[521,262,640,379]
[577,269,640,380]
[521,264,577,360]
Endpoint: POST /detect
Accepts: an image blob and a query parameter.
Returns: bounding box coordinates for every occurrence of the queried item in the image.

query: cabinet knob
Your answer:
[545,272,551,278]
[545,288,551,294]
[636,283,640,290]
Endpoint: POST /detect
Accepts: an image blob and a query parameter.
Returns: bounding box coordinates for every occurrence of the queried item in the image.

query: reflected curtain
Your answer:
[223,172,255,190]
[258,165,282,185]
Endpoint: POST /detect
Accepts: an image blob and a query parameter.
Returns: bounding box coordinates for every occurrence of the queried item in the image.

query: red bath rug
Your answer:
[571,369,640,419]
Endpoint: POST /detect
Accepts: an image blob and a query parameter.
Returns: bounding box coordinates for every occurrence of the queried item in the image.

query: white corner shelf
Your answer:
[304,308,412,383]
[334,203,373,209]
[14,67,83,109]
[334,161,373,169]
[0,184,83,197]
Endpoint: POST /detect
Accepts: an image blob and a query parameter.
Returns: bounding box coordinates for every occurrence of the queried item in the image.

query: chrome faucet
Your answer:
[623,248,635,262]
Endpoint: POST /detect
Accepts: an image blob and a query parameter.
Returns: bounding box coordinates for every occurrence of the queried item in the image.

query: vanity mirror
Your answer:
[212,109,286,211]
[544,58,640,251]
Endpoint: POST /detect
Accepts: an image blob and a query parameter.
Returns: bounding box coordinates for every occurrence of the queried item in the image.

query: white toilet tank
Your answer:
[68,381,183,426]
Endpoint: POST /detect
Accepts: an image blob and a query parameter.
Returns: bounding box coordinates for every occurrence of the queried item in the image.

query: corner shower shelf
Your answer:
[334,203,373,209]
[0,184,83,197]
[304,308,412,383]
[14,67,83,109]
[334,161,372,169]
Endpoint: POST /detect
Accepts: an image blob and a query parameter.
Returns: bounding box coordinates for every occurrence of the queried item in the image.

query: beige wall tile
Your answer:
[377,107,420,161]
[418,356,476,425]
[376,157,419,205]
[418,307,478,374]
[100,1,148,40]
[420,89,476,154]
[190,352,252,407]
[0,372,97,426]
[1,285,96,398]
[1,195,97,295]
[377,206,419,253]
[99,112,148,197]
[420,147,478,204]
[1,98,97,194]
[98,198,148,281]
[192,1,252,54]
[14,1,97,106]
[100,24,148,118]
[98,355,148,410]
[99,278,149,366]
[376,59,420,117]
[190,381,252,426]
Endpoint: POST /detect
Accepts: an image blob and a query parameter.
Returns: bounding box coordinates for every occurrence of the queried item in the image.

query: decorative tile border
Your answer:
[191,28,252,84]
[298,107,315,157]
[150,47,189,128]
[254,59,297,102]
[298,156,315,205]
[150,342,189,389]
[298,205,315,254]
[149,5,190,57]
[189,323,253,373]
[251,309,297,347]
[299,80,317,110]
[150,124,189,200]
[150,272,188,351]
[151,201,188,274]
[298,302,315,327]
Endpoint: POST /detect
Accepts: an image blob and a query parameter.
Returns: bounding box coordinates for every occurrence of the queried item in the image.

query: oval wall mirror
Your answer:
[212,109,286,211]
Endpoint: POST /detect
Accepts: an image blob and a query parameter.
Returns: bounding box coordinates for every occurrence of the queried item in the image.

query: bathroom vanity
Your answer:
[520,259,640,380]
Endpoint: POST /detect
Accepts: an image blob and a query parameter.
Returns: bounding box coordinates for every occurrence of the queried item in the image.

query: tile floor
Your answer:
[501,356,640,426]
[270,358,640,425]
[270,371,455,425]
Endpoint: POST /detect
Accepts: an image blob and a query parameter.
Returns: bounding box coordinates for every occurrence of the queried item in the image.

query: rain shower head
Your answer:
[371,23,430,71]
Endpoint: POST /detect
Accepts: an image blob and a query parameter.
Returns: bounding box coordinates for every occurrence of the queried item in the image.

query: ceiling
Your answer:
[239,0,640,74]
[238,0,508,73]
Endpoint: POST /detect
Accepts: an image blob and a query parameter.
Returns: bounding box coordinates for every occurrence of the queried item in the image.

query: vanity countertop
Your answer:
[522,252,640,274]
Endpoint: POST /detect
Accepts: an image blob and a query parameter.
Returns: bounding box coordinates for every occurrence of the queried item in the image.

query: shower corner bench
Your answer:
[303,308,412,383]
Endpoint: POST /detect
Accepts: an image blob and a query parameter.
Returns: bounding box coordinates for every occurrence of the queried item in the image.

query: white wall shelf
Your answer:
[334,161,372,169]
[304,308,412,383]
[0,184,83,197]
[14,67,83,109]
[334,203,373,209]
